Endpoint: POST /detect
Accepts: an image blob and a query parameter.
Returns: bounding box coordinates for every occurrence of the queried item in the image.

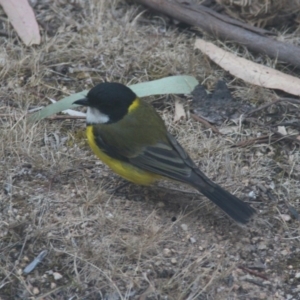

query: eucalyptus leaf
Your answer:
[29,75,198,122]
[28,91,88,122]
[130,75,198,97]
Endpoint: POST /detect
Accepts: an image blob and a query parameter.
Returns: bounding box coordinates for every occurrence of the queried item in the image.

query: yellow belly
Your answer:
[86,126,159,185]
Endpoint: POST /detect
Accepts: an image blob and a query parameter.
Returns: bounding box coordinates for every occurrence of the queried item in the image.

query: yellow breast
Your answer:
[86,126,160,185]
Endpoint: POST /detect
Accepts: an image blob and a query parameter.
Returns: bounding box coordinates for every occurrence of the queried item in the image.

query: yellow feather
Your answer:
[128,98,140,113]
[86,126,160,185]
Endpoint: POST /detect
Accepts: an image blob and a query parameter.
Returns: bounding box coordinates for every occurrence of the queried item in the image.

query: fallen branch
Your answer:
[238,265,268,281]
[133,0,300,68]
[233,133,300,147]
[190,113,221,134]
[246,97,300,117]
[45,115,85,120]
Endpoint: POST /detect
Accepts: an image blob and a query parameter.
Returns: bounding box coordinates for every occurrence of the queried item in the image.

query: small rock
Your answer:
[240,275,253,281]
[295,272,300,279]
[23,256,30,262]
[180,224,188,231]
[106,212,114,219]
[189,237,196,244]
[248,262,265,270]
[51,282,57,289]
[241,237,250,243]
[199,246,204,251]
[248,191,256,199]
[281,214,291,222]
[16,269,23,275]
[269,182,275,189]
[277,126,287,136]
[163,248,171,257]
[258,242,267,250]
[3,183,12,194]
[81,222,88,228]
[32,287,40,295]
[252,237,260,243]
[157,202,165,208]
[171,258,177,264]
[281,250,289,256]
[105,292,122,300]
[53,272,63,280]
[259,292,267,299]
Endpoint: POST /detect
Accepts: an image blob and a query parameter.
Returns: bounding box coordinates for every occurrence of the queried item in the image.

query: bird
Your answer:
[73,82,256,224]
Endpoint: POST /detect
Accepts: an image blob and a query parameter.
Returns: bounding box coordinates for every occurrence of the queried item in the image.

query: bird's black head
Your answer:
[74,82,137,124]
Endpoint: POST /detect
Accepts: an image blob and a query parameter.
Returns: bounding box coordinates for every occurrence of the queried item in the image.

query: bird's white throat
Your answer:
[86,107,109,124]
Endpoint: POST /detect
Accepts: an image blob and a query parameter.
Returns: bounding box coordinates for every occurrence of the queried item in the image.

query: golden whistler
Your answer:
[74,82,255,224]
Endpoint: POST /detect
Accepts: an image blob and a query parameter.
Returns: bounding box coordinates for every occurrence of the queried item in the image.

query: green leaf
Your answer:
[29,75,198,122]
[28,91,88,123]
[130,75,198,97]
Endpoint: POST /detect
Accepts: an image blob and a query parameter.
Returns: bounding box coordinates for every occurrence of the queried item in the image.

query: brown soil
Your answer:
[0,1,300,299]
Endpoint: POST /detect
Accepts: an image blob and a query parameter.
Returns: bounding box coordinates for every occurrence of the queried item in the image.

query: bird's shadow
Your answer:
[105,176,211,216]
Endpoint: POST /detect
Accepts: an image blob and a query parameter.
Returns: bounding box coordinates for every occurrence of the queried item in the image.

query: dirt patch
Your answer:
[1,1,300,299]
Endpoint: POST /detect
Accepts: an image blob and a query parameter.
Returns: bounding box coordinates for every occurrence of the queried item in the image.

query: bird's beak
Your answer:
[73,97,89,106]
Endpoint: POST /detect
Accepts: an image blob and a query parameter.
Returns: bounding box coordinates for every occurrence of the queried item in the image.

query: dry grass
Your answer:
[1,0,300,299]
[217,0,300,28]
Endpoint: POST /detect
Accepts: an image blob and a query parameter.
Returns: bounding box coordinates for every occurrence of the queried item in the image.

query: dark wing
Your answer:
[129,132,215,189]
[95,126,195,182]
[129,132,194,181]
[94,132,130,163]
[165,132,219,186]
[94,126,256,223]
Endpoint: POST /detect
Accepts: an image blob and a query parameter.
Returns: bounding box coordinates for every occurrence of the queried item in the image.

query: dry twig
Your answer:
[133,0,300,67]
[238,265,268,280]
[190,113,221,134]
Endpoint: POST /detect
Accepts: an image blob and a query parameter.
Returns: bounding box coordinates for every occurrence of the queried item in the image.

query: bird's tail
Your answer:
[189,172,256,224]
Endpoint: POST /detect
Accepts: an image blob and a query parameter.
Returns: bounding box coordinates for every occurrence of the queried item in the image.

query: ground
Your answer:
[1,1,300,299]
